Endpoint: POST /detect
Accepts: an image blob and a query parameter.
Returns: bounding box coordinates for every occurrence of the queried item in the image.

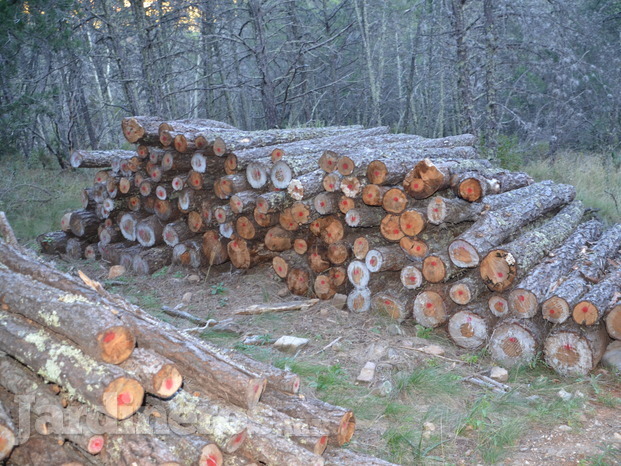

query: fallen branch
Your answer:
[161,306,211,326]
[233,299,320,315]
[309,336,343,357]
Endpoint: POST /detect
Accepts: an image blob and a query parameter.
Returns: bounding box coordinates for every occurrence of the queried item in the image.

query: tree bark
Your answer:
[0,310,143,420]
[508,219,603,319]
[544,322,610,376]
[480,200,586,292]
[449,181,576,267]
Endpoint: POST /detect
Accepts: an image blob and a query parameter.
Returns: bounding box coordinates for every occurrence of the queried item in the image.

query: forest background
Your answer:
[1,0,620,237]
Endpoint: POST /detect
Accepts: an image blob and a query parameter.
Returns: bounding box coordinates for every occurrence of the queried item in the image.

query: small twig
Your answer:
[181,320,218,334]
[398,345,467,365]
[0,212,20,248]
[309,336,343,357]
[161,306,210,326]
[232,299,320,315]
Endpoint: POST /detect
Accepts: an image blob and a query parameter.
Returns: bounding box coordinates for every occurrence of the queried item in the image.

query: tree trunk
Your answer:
[448,304,497,349]
[70,149,136,169]
[118,347,182,399]
[489,317,548,367]
[544,323,610,376]
[508,219,603,319]
[479,200,586,292]
[572,266,621,326]
[449,181,576,268]
[0,310,143,420]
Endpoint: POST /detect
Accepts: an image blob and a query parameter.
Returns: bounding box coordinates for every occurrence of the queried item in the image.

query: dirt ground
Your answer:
[66,256,621,465]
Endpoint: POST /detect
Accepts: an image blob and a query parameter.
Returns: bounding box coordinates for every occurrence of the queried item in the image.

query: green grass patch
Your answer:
[0,159,95,242]
[524,151,621,222]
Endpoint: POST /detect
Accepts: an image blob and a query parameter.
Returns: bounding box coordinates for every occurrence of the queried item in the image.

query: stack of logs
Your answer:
[39,116,621,380]
[0,237,402,465]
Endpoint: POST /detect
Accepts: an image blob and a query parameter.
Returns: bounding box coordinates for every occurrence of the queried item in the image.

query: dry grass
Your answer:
[0,158,94,245]
[524,151,621,223]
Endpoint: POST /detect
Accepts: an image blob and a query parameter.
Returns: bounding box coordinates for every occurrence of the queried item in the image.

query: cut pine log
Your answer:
[365,245,411,272]
[399,236,428,260]
[422,253,461,283]
[132,245,173,275]
[70,149,136,169]
[163,220,194,247]
[541,224,621,324]
[605,305,621,340]
[451,169,533,202]
[231,191,260,214]
[448,304,497,349]
[572,266,621,326]
[122,116,166,144]
[0,268,136,364]
[489,317,547,367]
[345,205,385,228]
[69,209,100,238]
[228,236,276,269]
[8,434,93,466]
[173,239,202,268]
[37,230,70,255]
[0,243,298,397]
[202,230,230,265]
[0,310,143,419]
[544,323,610,376]
[347,261,371,289]
[118,347,182,398]
[371,293,408,322]
[506,219,603,320]
[448,181,576,268]
[135,215,165,247]
[403,158,492,199]
[412,290,451,328]
[400,265,424,290]
[449,275,487,305]
[0,397,15,461]
[260,389,355,447]
[65,236,90,259]
[288,170,329,201]
[479,200,585,292]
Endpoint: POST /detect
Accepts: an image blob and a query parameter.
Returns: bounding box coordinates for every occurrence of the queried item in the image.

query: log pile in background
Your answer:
[0,238,387,465]
[39,116,620,380]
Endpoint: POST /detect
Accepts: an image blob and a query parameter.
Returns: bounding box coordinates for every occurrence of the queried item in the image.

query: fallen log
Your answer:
[544,322,610,376]
[412,290,452,328]
[507,219,603,319]
[0,396,15,461]
[448,303,497,349]
[37,230,70,255]
[479,200,585,292]
[403,158,492,199]
[572,265,621,326]
[132,245,173,275]
[0,310,144,419]
[448,275,487,306]
[489,317,547,367]
[448,181,576,267]
[71,149,137,169]
[233,300,319,316]
[118,347,182,399]
[371,293,408,323]
[0,268,135,364]
[541,224,621,324]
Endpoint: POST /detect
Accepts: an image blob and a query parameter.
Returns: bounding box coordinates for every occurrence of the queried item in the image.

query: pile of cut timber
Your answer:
[0,236,400,465]
[39,116,621,381]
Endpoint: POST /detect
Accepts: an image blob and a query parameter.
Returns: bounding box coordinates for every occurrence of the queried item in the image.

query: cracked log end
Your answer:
[98,325,136,364]
[457,178,483,202]
[448,311,489,349]
[413,291,447,328]
[572,300,598,326]
[102,377,144,420]
[153,364,183,399]
[480,249,518,292]
[448,239,479,268]
[541,296,570,324]
[449,283,473,305]
[508,289,538,318]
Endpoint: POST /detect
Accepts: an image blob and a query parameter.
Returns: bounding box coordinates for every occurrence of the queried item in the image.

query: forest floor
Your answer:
[51,255,621,465]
